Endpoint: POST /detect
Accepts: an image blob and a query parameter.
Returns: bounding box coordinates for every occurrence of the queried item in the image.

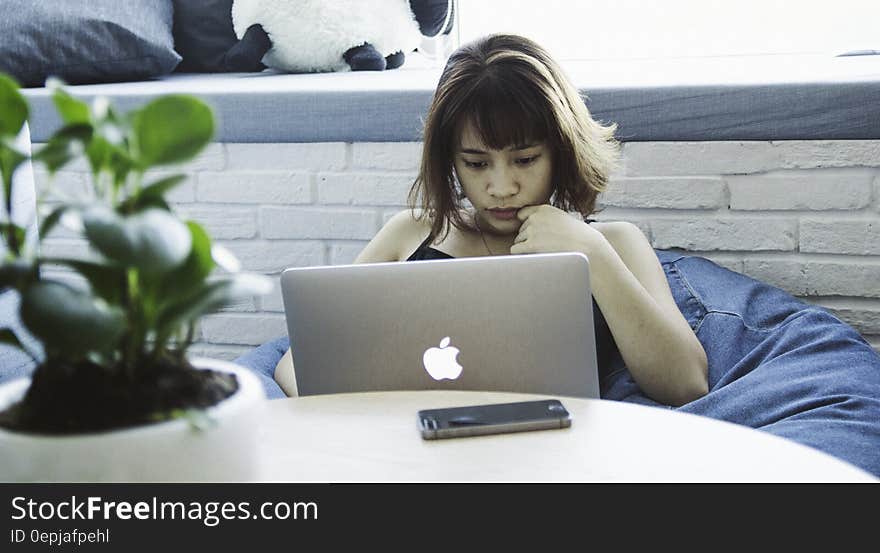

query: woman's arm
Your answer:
[273,210,425,396]
[511,206,708,406]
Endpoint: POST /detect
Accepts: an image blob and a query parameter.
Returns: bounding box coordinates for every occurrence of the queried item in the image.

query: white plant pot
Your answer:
[0,358,266,482]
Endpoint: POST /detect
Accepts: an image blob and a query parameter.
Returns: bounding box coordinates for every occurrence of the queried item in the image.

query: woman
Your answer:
[275,33,708,406]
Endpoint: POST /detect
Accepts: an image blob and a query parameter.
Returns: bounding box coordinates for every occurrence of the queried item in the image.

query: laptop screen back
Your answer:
[280,252,599,398]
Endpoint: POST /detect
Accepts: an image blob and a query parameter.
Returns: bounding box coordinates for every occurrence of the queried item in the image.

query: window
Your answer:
[454,0,880,60]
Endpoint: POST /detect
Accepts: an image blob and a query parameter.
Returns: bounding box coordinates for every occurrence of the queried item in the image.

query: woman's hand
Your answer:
[509,204,600,256]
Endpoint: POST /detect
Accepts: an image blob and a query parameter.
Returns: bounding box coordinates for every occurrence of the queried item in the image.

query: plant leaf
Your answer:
[142,174,188,197]
[80,206,133,261]
[0,74,28,137]
[125,209,193,273]
[157,220,214,302]
[42,258,125,304]
[117,174,186,214]
[38,204,72,240]
[133,96,214,167]
[33,123,93,174]
[0,74,27,227]
[0,326,40,365]
[0,259,36,289]
[20,280,126,358]
[82,207,192,274]
[120,194,170,214]
[156,273,272,332]
[85,136,133,183]
[0,221,25,250]
[0,327,26,350]
[84,136,112,175]
[211,243,241,273]
[49,83,91,125]
[0,137,28,216]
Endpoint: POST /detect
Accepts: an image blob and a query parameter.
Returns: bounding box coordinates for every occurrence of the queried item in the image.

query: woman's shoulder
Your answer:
[385,208,430,228]
[589,220,650,250]
[355,209,432,263]
[387,208,434,237]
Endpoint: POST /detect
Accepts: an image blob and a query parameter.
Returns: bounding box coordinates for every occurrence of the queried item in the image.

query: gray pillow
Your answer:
[0,0,181,88]
[172,0,243,73]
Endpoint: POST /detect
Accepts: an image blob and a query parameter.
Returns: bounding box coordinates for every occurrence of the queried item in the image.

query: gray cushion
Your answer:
[0,0,180,88]
[21,54,880,142]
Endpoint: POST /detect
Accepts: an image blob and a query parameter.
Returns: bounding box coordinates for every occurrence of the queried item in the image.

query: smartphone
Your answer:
[417,399,572,440]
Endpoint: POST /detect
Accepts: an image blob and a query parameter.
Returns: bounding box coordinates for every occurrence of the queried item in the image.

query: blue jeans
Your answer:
[601,251,880,476]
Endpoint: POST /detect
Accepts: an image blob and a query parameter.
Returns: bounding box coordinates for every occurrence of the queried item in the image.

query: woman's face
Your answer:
[453,120,554,236]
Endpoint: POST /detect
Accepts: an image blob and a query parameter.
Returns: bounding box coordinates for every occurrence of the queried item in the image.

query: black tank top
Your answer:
[404,235,621,381]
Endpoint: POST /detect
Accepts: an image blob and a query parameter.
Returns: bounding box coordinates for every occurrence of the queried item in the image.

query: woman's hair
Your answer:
[409,33,620,242]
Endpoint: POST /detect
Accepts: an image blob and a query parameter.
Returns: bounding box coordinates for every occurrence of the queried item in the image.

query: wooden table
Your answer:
[256,391,878,482]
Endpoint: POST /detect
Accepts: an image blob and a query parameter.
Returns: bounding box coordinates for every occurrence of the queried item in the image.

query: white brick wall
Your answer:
[604,140,880,353]
[34,140,880,354]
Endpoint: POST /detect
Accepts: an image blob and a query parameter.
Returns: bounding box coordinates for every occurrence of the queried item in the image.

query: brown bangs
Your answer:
[453,69,555,151]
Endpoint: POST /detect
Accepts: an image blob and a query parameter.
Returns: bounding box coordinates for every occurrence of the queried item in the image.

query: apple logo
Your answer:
[422,336,463,381]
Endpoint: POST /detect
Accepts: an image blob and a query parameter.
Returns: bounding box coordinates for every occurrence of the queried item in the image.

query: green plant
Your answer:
[0,74,270,432]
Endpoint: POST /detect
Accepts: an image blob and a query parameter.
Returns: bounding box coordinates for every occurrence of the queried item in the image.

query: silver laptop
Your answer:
[280,252,600,398]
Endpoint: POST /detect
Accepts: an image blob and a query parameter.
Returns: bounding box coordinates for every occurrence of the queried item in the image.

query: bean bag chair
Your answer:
[602,251,880,477]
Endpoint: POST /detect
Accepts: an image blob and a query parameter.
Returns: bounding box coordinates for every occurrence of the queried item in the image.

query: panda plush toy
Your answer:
[224,0,454,73]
